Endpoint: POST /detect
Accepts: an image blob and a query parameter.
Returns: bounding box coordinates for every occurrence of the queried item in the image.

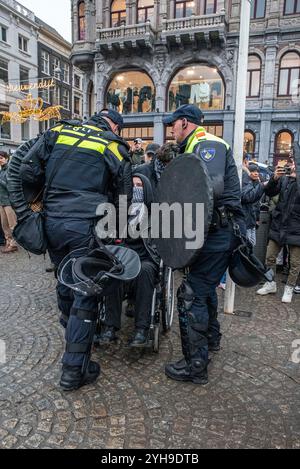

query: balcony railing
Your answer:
[96,21,155,51]
[1,0,35,21]
[161,13,226,44]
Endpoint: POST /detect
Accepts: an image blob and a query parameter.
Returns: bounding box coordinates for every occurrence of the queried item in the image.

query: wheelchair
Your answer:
[96,260,175,353]
[149,260,175,352]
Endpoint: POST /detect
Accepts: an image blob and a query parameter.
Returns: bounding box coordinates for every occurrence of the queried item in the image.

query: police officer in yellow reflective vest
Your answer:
[20,110,132,390]
[163,105,244,385]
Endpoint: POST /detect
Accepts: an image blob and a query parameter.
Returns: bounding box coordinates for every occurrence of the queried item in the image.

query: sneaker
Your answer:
[60,360,100,391]
[282,285,294,303]
[256,281,277,295]
[294,286,300,294]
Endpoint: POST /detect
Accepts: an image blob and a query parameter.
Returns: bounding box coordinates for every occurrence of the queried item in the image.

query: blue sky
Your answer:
[18,0,72,42]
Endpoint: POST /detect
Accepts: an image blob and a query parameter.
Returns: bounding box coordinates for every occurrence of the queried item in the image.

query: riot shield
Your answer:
[154,153,214,269]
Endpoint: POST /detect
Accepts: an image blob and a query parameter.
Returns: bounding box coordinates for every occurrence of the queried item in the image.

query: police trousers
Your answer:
[187,223,239,362]
[45,217,98,367]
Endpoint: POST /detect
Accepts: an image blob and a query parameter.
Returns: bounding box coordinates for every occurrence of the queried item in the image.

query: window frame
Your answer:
[247,55,261,98]
[41,50,50,75]
[0,104,11,140]
[250,0,266,19]
[284,0,300,15]
[0,25,7,43]
[274,130,294,157]
[111,0,127,27]
[52,57,61,80]
[74,95,81,115]
[244,130,256,157]
[18,34,28,53]
[78,0,86,40]
[52,85,61,106]
[62,89,70,110]
[137,1,154,23]
[174,0,195,19]
[277,52,300,97]
[204,0,217,15]
[62,63,70,84]
[0,57,9,84]
[74,74,81,89]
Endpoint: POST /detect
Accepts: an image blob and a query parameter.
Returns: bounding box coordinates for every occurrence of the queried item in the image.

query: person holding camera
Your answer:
[129,138,145,166]
[256,159,300,303]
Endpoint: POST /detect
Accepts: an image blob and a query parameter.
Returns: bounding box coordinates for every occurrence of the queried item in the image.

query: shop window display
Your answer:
[106,71,155,114]
[168,65,224,112]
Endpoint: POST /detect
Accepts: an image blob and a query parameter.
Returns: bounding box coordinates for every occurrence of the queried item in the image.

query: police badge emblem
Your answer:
[200,148,216,162]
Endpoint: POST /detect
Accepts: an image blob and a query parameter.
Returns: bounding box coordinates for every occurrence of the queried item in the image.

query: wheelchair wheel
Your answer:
[162,268,175,333]
[152,323,160,353]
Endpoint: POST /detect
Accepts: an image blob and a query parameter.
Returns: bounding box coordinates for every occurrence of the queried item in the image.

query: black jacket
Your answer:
[0,164,10,206]
[20,120,132,220]
[241,172,265,229]
[265,176,300,246]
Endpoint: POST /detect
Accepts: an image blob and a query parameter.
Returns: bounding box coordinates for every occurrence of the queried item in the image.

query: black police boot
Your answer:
[95,326,117,346]
[165,358,208,385]
[60,360,100,391]
[127,328,149,348]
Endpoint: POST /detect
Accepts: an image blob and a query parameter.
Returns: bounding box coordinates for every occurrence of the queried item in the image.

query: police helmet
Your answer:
[229,242,274,288]
[58,245,141,297]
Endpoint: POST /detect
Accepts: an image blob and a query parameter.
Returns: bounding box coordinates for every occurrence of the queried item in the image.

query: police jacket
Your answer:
[20,119,132,219]
[0,164,10,206]
[241,172,265,229]
[264,175,300,247]
[181,127,243,220]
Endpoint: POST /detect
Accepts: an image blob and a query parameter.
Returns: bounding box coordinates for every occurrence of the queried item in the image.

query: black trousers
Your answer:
[105,258,158,330]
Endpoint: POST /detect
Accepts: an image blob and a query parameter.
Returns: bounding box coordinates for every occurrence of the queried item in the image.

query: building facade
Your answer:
[36,17,73,133]
[70,0,300,163]
[0,0,39,153]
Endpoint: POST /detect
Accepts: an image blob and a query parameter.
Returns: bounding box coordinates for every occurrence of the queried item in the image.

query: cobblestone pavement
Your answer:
[0,249,300,449]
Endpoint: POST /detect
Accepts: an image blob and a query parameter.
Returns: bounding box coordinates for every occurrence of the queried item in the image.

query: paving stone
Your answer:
[0,251,299,449]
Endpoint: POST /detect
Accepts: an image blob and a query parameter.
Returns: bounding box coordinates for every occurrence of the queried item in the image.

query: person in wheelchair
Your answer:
[98,173,160,347]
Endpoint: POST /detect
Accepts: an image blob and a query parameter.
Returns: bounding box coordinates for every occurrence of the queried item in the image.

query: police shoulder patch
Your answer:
[200,148,216,162]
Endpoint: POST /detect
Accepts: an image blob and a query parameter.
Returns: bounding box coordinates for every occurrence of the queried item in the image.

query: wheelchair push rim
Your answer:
[162,268,175,333]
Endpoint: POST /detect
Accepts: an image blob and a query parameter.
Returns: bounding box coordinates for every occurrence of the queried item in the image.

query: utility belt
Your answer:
[209,206,234,232]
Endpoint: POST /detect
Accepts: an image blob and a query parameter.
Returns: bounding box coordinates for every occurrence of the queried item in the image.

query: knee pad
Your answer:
[177,280,195,316]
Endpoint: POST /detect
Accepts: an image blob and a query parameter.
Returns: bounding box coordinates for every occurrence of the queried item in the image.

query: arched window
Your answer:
[275,130,293,157]
[278,51,300,96]
[284,0,300,15]
[204,0,217,14]
[251,0,266,19]
[175,0,195,18]
[106,71,155,114]
[78,1,85,40]
[244,131,256,158]
[137,0,154,23]
[111,0,126,27]
[247,55,261,97]
[168,65,224,112]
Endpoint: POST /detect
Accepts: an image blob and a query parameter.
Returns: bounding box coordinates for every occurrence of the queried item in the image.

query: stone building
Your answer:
[70,0,300,163]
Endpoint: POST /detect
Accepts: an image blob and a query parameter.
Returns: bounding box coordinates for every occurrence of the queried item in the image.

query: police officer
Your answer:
[20,110,132,391]
[163,104,244,385]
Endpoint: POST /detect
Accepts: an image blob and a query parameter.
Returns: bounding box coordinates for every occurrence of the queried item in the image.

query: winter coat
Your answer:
[241,173,265,229]
[264,175,300,247]
[0,164,11,206]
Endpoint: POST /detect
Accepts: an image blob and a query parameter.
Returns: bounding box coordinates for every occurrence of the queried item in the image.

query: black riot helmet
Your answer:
[229,242,274,288]
[58,245,141,297]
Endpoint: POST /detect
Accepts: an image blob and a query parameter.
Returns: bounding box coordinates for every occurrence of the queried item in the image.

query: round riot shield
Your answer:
[154,153,213,269]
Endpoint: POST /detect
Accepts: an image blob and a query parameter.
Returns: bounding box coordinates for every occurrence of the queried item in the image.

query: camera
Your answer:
[284,165,292,175]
